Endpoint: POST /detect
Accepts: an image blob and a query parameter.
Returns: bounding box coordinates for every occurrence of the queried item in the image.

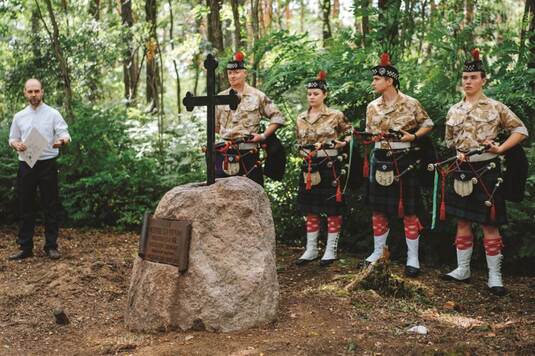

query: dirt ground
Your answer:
[0,226,533,356]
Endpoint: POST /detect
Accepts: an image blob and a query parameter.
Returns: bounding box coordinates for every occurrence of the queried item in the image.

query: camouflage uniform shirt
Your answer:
[366,92,433,133]
[445,95,528,151]
[216,84,285,140]
[296,105,352,145]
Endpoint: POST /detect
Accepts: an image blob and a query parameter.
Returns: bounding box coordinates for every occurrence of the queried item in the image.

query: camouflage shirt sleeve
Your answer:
[365,104,373,133]
[444,108,455,149]
[498,102,529,136]
[260,94,285,126]
[413,100,434,128]
[337,111,353,135]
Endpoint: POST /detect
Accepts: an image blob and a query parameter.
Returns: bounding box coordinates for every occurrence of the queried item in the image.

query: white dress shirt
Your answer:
[8,103,71,161]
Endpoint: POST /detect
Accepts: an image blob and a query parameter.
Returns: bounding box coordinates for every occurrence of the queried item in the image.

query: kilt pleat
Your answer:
[214,148,264,186]
[445,159,507,226]
[297,155,345,216]
[366,149,422,216]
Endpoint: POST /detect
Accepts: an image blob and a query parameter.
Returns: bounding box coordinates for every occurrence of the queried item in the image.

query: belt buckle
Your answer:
[381,142,389,149]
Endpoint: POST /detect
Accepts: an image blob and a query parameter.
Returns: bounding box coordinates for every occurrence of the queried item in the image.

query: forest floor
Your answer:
[0,226,534,355]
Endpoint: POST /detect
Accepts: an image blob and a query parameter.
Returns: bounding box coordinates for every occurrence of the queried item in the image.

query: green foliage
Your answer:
[0,0,533,267]
[253,19,534,266]
[0,127,18,225]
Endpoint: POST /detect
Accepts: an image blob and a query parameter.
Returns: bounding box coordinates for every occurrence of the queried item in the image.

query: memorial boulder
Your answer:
[125,177,279,332]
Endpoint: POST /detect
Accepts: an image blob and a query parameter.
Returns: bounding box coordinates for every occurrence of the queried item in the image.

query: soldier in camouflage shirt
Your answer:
[442,49,528,296]
[216,85,285,141]
[296,106,352,145]
[366,92,433,134]
[445,96,527,152]
[363,53,434,278]
[295,71,353,267]
[214,52,285,186]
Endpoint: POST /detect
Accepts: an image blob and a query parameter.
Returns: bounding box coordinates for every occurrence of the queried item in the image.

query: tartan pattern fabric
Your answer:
[445,159,507,226]
[367,149,422,216]
[297,156,345,216]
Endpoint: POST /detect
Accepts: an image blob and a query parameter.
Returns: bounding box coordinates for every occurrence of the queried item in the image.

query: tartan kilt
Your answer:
[297,155,345,216]
[214,148,264,186]
[445,158,507,226]
[366,149,422,216]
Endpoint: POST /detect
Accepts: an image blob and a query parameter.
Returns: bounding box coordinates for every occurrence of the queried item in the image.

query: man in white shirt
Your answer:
[8,79,71,260]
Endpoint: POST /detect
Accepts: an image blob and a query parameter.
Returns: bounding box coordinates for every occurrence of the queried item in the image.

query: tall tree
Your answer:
[321,0,332,46]
[355,0,370,47]
[121,0,139,103]
[207,0,224,52]
[207,0,224,89]
[333,0,340,19]
[35,0,74,121]
[230,0,242,50]
[168,0,182,113]
[89,0,100,21]
[145,0,160,112]
[262,0,273,32]
[87,0,101,102]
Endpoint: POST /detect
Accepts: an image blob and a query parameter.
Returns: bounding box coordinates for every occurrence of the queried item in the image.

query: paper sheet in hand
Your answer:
[21,127,48,168]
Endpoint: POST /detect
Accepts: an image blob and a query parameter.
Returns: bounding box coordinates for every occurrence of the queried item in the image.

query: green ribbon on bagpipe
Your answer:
[431,169,439,230]
[342,136,354,194]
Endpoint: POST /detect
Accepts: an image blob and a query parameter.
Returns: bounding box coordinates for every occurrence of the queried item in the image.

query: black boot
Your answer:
[8,250,34,260]
[45,248,61,260]
[404,265,420,277]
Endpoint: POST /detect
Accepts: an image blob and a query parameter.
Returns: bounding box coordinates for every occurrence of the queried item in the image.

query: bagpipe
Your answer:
[352,129,438,187]
[426,143,528,228]
[297,140,356,202]
[210,133,286,181]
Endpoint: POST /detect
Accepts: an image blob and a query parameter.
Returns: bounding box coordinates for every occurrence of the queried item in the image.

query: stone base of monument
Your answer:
[125,176,279,332]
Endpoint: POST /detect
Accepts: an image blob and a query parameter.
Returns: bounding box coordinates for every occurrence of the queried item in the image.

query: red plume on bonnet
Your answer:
[471,48,480,61]
[317,71,327,81]
[380,53,391,66]
[235,51,245,62]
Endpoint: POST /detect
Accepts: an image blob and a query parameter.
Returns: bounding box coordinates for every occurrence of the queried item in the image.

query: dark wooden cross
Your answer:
[183,54,240,185]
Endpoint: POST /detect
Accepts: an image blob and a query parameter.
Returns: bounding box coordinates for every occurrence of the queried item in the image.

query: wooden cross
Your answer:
[183,54,240,185]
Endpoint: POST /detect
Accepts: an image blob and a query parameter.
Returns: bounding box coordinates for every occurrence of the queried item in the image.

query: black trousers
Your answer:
[16,158,60,251]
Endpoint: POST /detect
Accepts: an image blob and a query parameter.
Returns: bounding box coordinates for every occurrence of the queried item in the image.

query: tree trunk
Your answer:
[333,0,340,19]
[122,0,138,103]
[262,0,272,32]
[87,0,101,102]
[31,9,41,63]
[321,0,332,46]
[426,0,435,56]
[251,0,260,86]
[89,0,100,20]
[193,53,201,96]
[284,0,291,30]
[207,0,224,52]
[361,0,369,47]
[251,0,260,42]
[465,0,474,24]
[36,0,74,121]
[207,0,225,90]
[145,0,160,113]
[168,0,181,113]
[230,0,242,50]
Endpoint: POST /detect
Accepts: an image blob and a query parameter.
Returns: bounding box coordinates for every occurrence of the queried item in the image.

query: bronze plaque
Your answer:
[138,213,192,272]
